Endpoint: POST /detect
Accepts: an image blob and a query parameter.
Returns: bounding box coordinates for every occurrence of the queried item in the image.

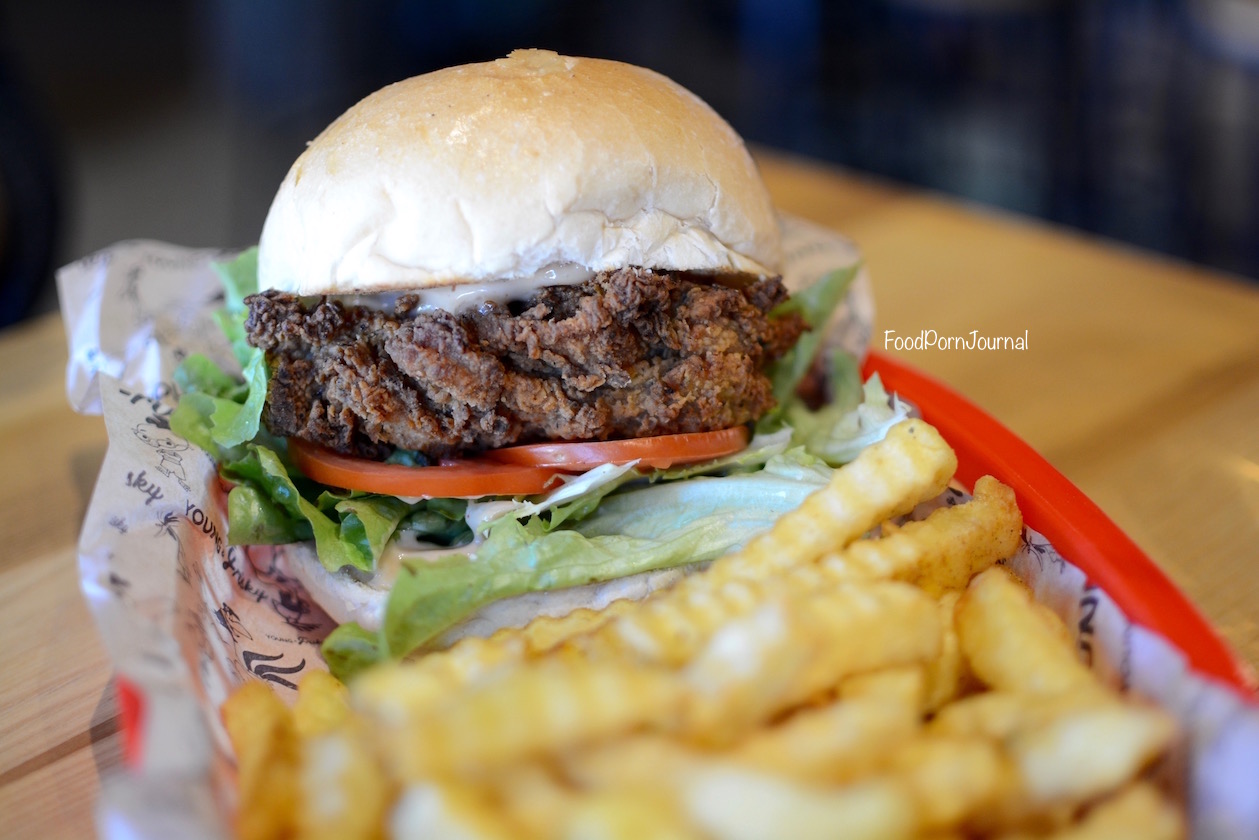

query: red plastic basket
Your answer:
[864,350,1257,697]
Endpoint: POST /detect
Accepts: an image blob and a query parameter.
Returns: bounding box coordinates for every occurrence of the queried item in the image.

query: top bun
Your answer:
[258,49,781,296]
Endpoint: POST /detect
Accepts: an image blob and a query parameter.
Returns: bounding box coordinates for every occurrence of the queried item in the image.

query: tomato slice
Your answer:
[289,439,564,498]
[482,426,751,471]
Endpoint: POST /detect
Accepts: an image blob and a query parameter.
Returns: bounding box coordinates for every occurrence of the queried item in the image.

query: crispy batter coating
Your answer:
[245,268,804,459]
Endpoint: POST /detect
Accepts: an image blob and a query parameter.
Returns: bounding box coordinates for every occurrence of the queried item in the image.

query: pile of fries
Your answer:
[223,419,1185,839]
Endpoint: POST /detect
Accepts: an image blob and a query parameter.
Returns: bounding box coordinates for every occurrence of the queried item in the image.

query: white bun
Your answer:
[258,49,781,296]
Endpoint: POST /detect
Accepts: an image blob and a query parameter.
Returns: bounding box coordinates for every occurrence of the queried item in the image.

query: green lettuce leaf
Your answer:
[759,263,860,430]
[565,455,830,539]
[226,482,313,545]
[320,459,835,680]
[213,248,261,367]
[170,250,267,453]
[786,373,911,466]
[647,427,794,482]
[332,495,418,564]
[174,353,245,401]
[396,498,471,546]
[225,445,415,574]
[189,348,265,450]
[462,427,795,536]
[321,623,385,681]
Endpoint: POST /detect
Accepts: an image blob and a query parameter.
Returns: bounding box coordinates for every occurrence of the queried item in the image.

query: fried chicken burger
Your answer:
[248,48,799,469]
[176,50,876,678]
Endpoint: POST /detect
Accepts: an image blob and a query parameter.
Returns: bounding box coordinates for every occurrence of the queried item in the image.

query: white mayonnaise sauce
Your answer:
[329,263,595,313]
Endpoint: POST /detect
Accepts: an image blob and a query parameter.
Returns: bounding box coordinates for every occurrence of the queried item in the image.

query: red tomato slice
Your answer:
[482,426,751,471]
[289,439,564,498]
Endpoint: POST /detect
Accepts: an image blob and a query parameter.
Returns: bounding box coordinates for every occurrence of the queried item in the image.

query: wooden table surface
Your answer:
[3,151,1259,837]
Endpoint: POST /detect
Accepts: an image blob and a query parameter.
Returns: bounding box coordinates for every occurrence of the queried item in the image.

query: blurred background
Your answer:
[1,0,1258,329]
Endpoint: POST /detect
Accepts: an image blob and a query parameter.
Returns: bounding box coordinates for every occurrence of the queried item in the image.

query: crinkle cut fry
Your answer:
[379,581,943,783]
[386,656,684,781]
[352,600,638,726]
[564,736,919,840]
[356,472,1019,744]
[581,473,1019,667]
[221,682,299,840]
[957,565,1100,697]
[709,418,957,585]
[1010,782,1185,840]
[680,581,943,743]
[356,419,961,712]
[808,474,1022,593]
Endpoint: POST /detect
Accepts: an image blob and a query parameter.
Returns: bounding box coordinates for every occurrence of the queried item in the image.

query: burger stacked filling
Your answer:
[167,53,882,673]
[244,267,805,461]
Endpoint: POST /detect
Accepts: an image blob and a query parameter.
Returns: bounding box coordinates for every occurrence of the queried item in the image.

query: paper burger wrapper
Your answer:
[58,218,1259,839]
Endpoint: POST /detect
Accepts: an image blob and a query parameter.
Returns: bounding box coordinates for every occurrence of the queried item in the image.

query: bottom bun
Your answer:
[279,541,702,651]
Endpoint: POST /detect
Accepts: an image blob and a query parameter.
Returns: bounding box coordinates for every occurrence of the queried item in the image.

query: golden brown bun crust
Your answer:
[258,49,781,295]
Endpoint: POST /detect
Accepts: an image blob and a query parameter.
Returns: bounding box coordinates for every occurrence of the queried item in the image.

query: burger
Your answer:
[253,47,799,482]
[173,50,899,679]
